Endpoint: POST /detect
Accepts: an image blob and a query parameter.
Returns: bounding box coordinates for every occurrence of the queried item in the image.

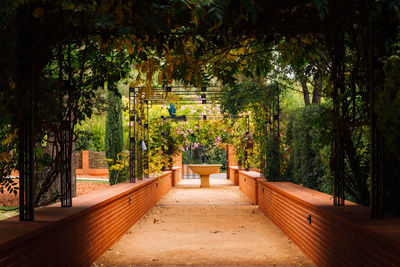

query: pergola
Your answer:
[12,1,391,222]
[127,86,223,181]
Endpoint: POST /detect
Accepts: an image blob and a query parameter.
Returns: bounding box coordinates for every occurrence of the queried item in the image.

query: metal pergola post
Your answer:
[129,87,136,183]
[60,118,72,207]
[19,108,34,221]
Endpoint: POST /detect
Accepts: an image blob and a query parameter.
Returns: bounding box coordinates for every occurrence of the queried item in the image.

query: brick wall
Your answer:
[238,170,262,204]
[258,181,400,267]
[228,166,240,185]
[89,151,108,169]
[172,152,182,184]
[73,150,108,169]
[228,145,238,166]
[75,150,109,177]
[0,172,172,267]
[171,168,180,186]
[75,151,82,169]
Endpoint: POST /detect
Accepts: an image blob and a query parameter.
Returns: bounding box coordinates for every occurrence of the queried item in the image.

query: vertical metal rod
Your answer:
[161,116,165,171]
[146,101,150,177]
[61,117,72,207]
[272,98,275,137]
[277,94,280,179]
[226,143,229,179]
[133,88,136,182]
[139,98,144,180]
[19,88,34,221]
[129,88,132,182]
[331,16,346,206]
[368,1,384,218]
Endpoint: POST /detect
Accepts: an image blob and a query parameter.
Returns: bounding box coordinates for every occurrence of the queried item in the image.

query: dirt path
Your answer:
[94,178,314,266]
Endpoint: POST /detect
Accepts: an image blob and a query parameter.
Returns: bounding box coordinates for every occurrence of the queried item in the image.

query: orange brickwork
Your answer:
[228,145,238,166]
[258,181,400,266]
[171,168,181,186]
[228,166,241,185]
[0,172,172,266]
[172,152,182,184]
[238,170,262,204]
[76,150,109,177]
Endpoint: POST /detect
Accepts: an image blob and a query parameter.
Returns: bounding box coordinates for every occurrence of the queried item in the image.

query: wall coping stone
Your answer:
[239,170,263,179]
[0,171,172,252]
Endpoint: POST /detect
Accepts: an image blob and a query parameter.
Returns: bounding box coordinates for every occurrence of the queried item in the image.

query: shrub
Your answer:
[285,104,332,192]
[105,86,124,185]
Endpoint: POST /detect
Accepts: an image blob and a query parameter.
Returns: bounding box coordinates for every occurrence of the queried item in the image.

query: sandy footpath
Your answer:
[94,178,314,267]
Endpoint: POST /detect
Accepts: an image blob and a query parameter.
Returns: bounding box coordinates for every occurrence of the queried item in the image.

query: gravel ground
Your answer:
[94,178,314,267]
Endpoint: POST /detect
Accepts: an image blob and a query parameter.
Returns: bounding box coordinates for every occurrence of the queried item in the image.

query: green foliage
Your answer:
[222,78,283,175]
[378,51,400,215]
[0,125,18,194]
[75,115,106,151]
[0,0,398,215]
[105,85,124,185]
[285,104,332,192]
[264,136,281,181]
[0,206,18,221]
[379,54,400,153]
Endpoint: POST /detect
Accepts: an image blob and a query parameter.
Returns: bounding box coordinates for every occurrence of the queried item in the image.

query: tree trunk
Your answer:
[312,74,322,104]
[299,76,311,105]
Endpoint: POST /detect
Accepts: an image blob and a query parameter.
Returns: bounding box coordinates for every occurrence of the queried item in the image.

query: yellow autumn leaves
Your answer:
[0,129,17,164]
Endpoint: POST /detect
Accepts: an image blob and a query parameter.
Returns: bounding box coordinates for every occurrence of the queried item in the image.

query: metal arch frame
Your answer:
[128,85,254,183]
[128,85,224,182]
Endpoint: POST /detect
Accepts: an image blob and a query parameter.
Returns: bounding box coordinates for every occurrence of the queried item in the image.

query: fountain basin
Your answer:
[188,164,222,188]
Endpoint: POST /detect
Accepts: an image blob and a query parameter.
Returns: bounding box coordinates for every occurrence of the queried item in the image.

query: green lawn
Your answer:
[0,206,18,220]
[77,180,109,184]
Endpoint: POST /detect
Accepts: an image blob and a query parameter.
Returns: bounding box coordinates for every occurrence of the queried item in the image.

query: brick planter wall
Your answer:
[238,170,262,204]
[258,181,400,266]
[0,172,172,267]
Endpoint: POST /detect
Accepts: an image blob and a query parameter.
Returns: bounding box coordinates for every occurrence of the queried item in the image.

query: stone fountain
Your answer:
[188,164,222,188]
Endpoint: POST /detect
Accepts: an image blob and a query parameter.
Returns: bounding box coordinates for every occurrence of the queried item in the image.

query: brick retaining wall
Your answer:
[238,170,262,204]
[0,172,172,267]
[258,181,400,266]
